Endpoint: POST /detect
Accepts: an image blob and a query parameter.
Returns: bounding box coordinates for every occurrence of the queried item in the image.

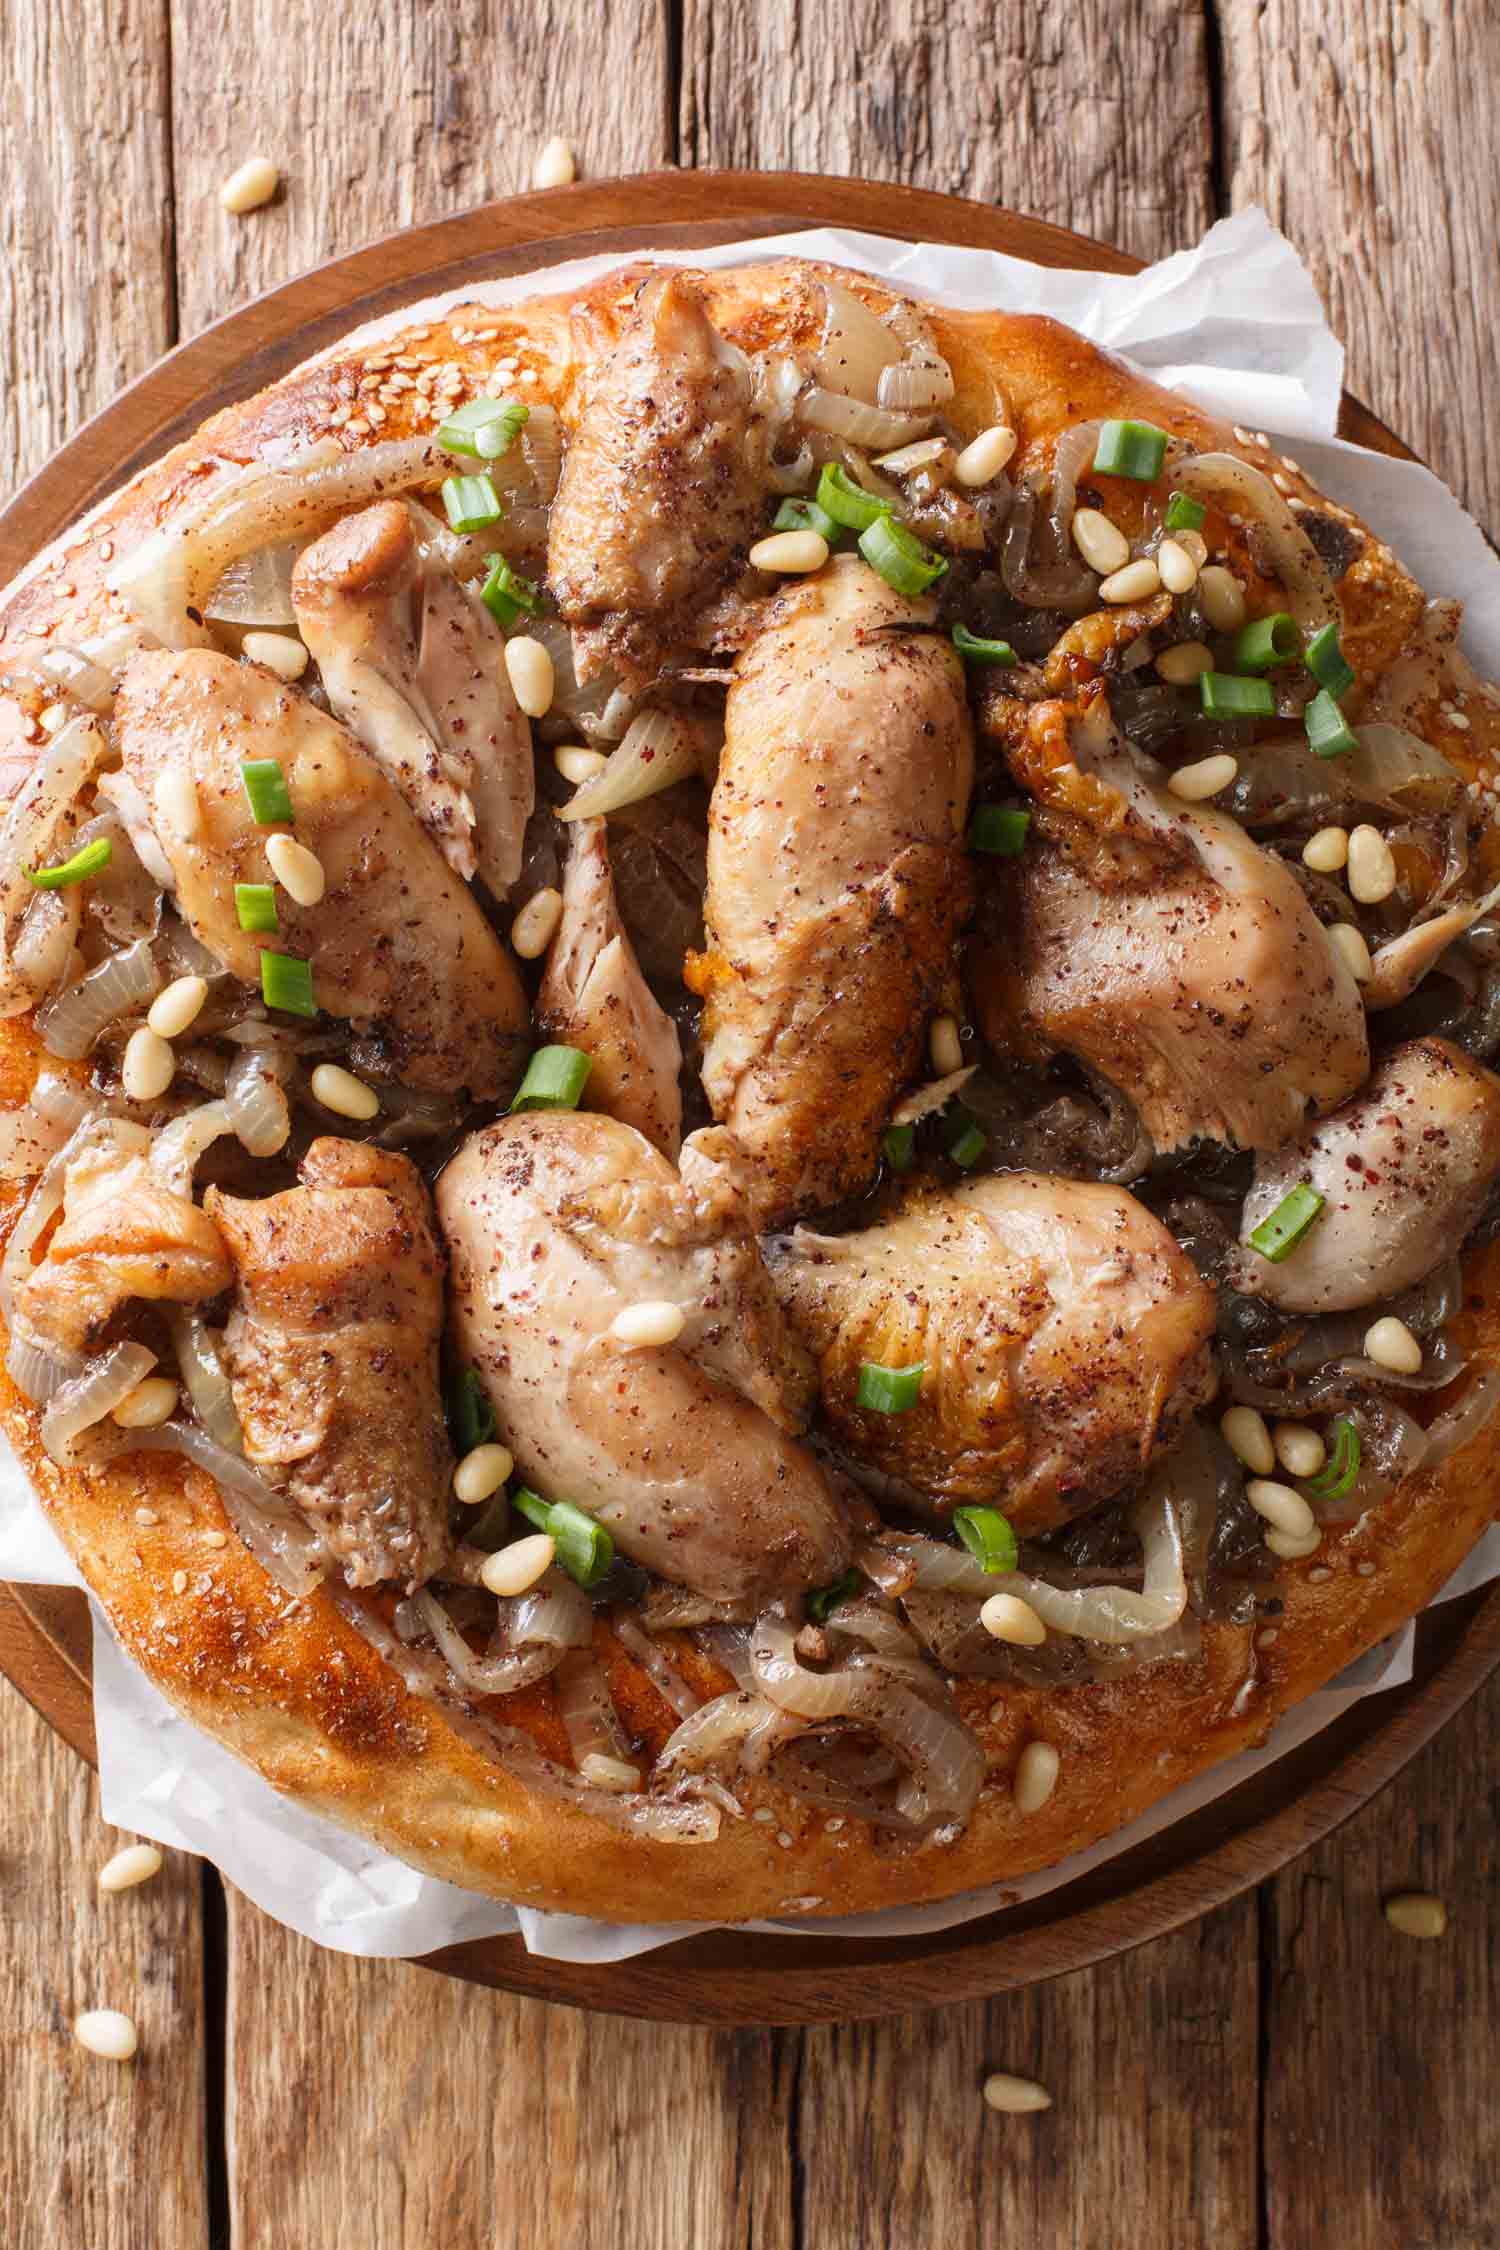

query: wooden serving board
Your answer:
[2,169,1495,2027]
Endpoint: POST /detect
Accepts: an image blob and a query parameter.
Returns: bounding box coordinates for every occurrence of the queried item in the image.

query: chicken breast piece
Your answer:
[687,556,974,1223]
[292,500,534,897]
[547,271,765,683]
[537,816,683,1158]
[974,691,1368,1154]
[436,1112,854,1605]
[205,1139,452,1590]
[1231,1037,1500,1314]
[116,649,528,1096]
[767,1173,1217,1534]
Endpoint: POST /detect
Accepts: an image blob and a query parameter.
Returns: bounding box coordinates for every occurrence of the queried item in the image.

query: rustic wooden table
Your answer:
[3,3,1499,2243]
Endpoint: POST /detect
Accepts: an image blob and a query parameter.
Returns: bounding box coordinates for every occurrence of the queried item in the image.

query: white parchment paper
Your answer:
[4,207,1499,1965]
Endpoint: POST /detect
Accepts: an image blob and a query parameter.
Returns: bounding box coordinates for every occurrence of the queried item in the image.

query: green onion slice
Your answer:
[1232,613,1300,673]
[234,882,279,934]
[1093,419,1170,481]
[449,1366,496,1455]
[437,397,529,460]
[510,1044,592,1113]
[479,553,541,629]
[947,1110,988,1170]
[513,1488,613,1588]
[441,472,504,533]
[968,805,1030,857]
[1304,621,1356,701]
[1247,1183,1326,1263]
[855,1361,925,1415]
[953,1505,1019,1575]
[774,495,840,541]
[882,1122,916,1174]
[260,950,316,1018]
[1199,670,1276,720]
[1303,1418,1361,1503]
[25,837,112,890]
[859,514,948,596]
[806,1568,861,1624]
[1305,687,1359,760]
[816,462,891,533]
[952,623,1017,667]
[1164,491,1206,533]
[240,759,294,826]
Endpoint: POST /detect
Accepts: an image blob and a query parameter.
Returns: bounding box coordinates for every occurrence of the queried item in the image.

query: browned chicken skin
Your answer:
[205,1140,452,1591]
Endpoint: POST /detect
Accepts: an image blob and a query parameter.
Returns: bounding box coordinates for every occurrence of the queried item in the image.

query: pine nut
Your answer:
[1246,1479,1317,1539]
[1071,508,1130,577]
[1303,825,1350,873]
[1347,824,1397,904]
[1156,639,1214,685]
[266,832,326,906]
[555,744,607,785]
[1265,1525,1324,1560]
[1328,923,1372,982]
[220,157,280,215]
[309,1062,380,1121]
[122,1026,174,1103]
[39,703,68,734]
[480,1534,555,1598]
[532,135,577,189]
[1156,538,1199,594]
[1364,1315,1422,1374]
[610,1300,687,1349]
[511,886,563,960]
[954,424,1018,486]
[243,630,308,681]
[749,529,830,575]
[980,1593,1047,1647]
[112,1377,179,1430]
[982,2072,1052,2114]
[1384,1892,1447,1939]
[1199,566,1247,631]
[1098,559,1162,605]
[929,1013,964,1076]
[98,1843,163,1894]
[153,767,200,841]
[504,635,555,718]
[74,2009,138,2061]
[453,1443,513,1506]
[580,1753,642,1793]
[1221,1405,1276,1476]
[147,975,208,1039]
[1168,753,1237,801]
[1013,1740,1060,1814]
[1273,1422,1327,1478]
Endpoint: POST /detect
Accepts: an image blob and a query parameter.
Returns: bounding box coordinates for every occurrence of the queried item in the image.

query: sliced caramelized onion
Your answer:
[204,542,300,626]
[38,643,117,714]
[406,1568,590,1697]
[169,1310,243,1452]
[1174,451,1334,633]
[813,280,904,400]
[5,1332,83,1404]
[0,716,108,1016]
[224,1048,292,1156]
[12,883,81,1003]
[877,357,954,413]
[37,935,161,1060]
[798,386,933,451]
[556,708,713,822]
[41,1341,157,1465]
[0,1072,96,1182]
[554,1650,632,1769]
[656,1690,769,1777]
[614,1614,701,1718]
[132,1420,328,1597]
[1423,1368,1500,1468]
[150,1099,236,1196]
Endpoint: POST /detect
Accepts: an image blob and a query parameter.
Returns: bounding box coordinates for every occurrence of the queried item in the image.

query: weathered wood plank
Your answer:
[680,0,1213,263]
[167,0,674,341]
[1220,0,1500,529]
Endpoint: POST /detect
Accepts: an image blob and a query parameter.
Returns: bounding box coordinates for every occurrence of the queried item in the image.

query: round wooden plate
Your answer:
[3,169,1495,2027]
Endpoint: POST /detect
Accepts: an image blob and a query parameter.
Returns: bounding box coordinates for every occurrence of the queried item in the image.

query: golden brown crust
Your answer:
[3,258,1500,1923]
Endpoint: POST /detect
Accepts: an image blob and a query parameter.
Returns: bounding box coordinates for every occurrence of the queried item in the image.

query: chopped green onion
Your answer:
[855,1361,925,1415]
[513,1488,613,1588]
[947,1110,988,1170]
[1165,491,1206,533]
[815,462,891,533]
[1303,1418,1361,1503]
[441,472,504,533]
[479,553,540,628]
[953,1505,1019,1575]
[449,1366,496,1455]
[465,1491,513,1551]
[806,1568,861,1623]
[1304,621,1356,701]
[859,513,948,596]
[968,805,1030,857]
[1199,670,1276,720]
[512,1487,552,1532]
[24,837,112,890]
[774,495,840,541]
[259,950,316,1017]
[952,623,1017,667]
[1305,687,1359,760]
[882,1122,916,1174]
[1247,1183,1326,1263]
[240,759,294,825]
[437,397,529,460]
[510,1044,592,1113]
[1093,419,1170,481]
[1233,613,1300,673]
[234,882,279,934]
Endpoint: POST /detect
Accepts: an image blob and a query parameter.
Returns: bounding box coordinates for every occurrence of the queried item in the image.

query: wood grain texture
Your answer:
[1220,0,1500,529]
[679,0,1214,261]
[167,0,673,340]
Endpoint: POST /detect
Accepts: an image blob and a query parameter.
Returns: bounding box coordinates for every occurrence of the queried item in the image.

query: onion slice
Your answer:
[36,936,161,1061]
[0,716,108,1016]
[41,1342,157,1465]
[556,708,712,822]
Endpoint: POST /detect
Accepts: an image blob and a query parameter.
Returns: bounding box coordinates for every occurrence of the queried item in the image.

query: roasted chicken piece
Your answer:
[973,691,1368,1154]
[687,557,974,1223]
[1232,1037,1500,1314]
[205,1140,452,1590]
[116,649,528,1097]
[547,271,765,685]
[767,1172,1217,1533]
[537,816,683,1158]
[291,500,534,897]
[436,1112,855,1605]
